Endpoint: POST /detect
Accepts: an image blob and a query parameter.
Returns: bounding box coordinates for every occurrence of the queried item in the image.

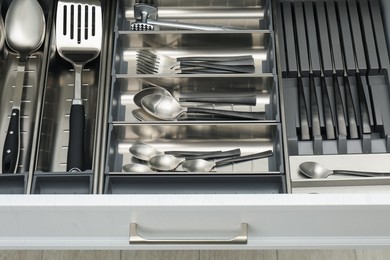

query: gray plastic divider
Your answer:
[358,0,380,75]
[293,1,310,76]
[0,173,28,194]
[326,1,344,75]
[105,175,286,194]
[347,0,367,74]
[32,172,94,194]
[276,3,287,77]
[304,1,321,76]
[315,1,333,76]
[369,0,390,72]
[337,0,357,75]
[282,2,298,77]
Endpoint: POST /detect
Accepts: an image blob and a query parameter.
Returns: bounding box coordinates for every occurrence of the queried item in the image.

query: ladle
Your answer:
[129,142,221,161]
[181,150,274,172]
[2,0,45,173]
[141,94,265,121]
[149,149,241,171]
[299,161,390,178]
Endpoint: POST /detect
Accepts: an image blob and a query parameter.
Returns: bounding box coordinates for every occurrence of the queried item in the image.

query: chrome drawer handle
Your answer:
[129,223,248,244]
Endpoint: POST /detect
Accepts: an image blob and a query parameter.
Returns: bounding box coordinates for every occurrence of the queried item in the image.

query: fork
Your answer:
[56,0,102,172]
[136,50,255,74]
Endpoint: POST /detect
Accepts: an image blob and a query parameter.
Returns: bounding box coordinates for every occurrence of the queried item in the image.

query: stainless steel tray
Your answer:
[120,0,271,31]
[106,123,283,174]
[0,0,53,193]
[110,76,279,123]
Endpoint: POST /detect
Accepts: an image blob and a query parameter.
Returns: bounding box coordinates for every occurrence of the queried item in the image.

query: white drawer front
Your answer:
[0,194,390,249]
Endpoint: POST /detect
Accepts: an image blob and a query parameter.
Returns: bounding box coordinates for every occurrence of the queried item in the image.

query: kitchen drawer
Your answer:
[0,0,390,250]
[0,194,390,249]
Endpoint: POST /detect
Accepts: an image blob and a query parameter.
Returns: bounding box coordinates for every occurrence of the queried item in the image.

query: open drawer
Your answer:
[1,0,390,250]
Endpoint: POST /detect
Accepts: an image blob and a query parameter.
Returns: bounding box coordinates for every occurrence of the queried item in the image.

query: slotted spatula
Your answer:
[56,0,102,172]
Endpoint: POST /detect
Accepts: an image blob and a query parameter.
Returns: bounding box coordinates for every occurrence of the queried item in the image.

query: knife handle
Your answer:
[2,108,20,173]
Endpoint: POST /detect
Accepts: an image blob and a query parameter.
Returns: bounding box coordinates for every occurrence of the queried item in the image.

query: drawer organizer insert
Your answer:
[31,0,110,194]
[276,0,390,190]
[0,0,53,194]
[102,0,286,194]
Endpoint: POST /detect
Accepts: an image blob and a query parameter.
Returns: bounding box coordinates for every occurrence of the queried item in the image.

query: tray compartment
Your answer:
[106,123,283,174]
[274,0,390,192]
[110,76,279,123]
[114,31,275,76]
[32,0,111,194]
[0,0,54,193]
[118,0,272,31]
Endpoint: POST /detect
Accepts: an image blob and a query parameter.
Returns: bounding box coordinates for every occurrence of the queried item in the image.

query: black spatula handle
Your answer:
[67,104,85,172]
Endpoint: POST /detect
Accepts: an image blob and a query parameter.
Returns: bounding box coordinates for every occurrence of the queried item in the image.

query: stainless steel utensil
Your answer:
[56,0,102,172]
[133,87,257,107]
[181,150,274,172]
[2,0,45,173]
[122,163,153,173]
[141,94,265,121]
[132,108,231,122]
[131,3,237,31]
[299,161,390,178]
[129,142,221,161]
[149,149,241,171]
[136,50,255,75]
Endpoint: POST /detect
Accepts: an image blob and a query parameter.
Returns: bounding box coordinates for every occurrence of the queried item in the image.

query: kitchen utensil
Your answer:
[299,161,390,178]
[181,150,274,172]
[2,0,45,173]
[136,50,255,74]
[132,108,230,122]
[133,87,257,107]
[131,3,237,31]
[56,0,102,172]
[129,142,221,161]
[141,94,265,121]
[122,163,153,173]
[149,149,241,171]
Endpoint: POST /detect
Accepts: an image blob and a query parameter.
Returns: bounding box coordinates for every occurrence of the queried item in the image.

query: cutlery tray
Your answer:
[101,0,285,194]
[0,0,53,193]
[105,123,284,193]
[275,0,390,191]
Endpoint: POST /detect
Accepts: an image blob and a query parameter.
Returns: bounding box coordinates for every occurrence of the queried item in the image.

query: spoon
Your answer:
[133,87,257,107]
[2,0,45,173]
[149,148,241,171]
[141,94,265,121]
[132,108,231,122]
[299,161,390,179]
[129,142,221,161]
[122,163,153,173]
[181,150,274,172]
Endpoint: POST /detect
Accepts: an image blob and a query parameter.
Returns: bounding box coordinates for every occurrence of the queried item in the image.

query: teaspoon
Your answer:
[299,161,390,178]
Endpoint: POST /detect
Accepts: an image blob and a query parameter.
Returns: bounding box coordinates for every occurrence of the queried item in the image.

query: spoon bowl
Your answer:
[122,163,153,173]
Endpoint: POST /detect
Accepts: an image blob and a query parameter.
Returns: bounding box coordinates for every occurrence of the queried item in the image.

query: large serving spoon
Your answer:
[182,150,274,172]
[134,87,257,107]
[141,94,265,121]
[129,142,221,161]
[299,162,390,179]
[149,149,241,171]
[2,0,45,173]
